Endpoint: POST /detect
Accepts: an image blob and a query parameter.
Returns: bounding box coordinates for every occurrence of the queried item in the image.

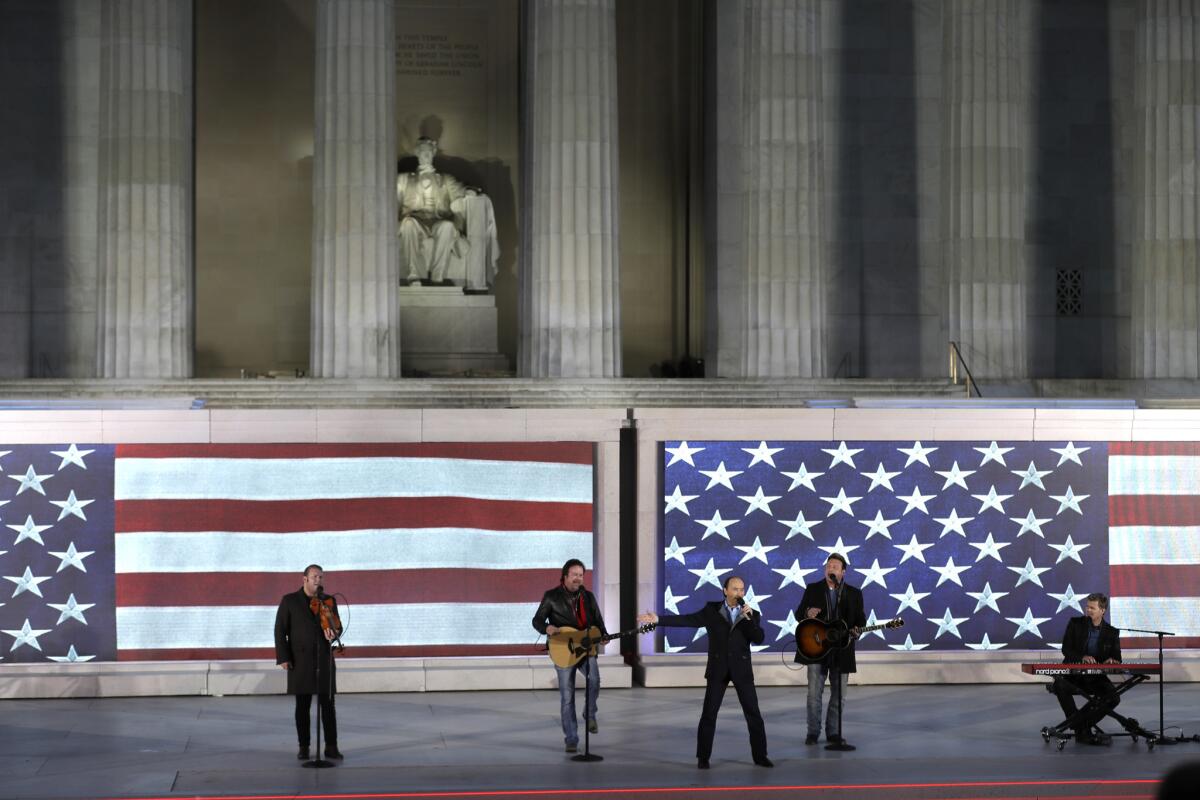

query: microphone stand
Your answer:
[825,577,854,752]
[571,635,602,763]
[303,594,339,769]
[1122,626,1186,745]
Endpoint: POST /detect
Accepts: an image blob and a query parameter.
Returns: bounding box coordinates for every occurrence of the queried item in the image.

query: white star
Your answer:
[935,461,976,491]
[47,542,95,573]
[1048,583,1088,614]
[858,558,896,590]
[741,584,771,613]
[974,441,1014,467]
[664,536,696,564]
[665,441,704,467]
[688,558,732,591]
[48,593,94,625]
[932,508,974,538]
[1007,607,1052,638]
[861,463,900,492]
[966,581,1010,614]
[821,441,864,469]
[664,485,700,515]
[1049,485,1089,515]
[859,510,899,540]
[898,441,938,468]
[896,486,936,515]
[7,516,53,546]
[1050,441,1091,467]
[816,537,861,565]
[750,644,770,653]
[8,465,52,496]
[742,441,784,468]
[889,582,932,614]
[888,634,930,651]
[738,486,781,516]
[0,449,10,469]
[893,534,936,564]
[781,463,823,492]
[662,636,687,654]
[1047,534,1091,564]
[4,567,52,599]
[928,608,970,639]
[768,609,799,641]
[965,633,1006,650]
[929,556,972,587]
[778,509,821,541]
[1008,557,1052,588]
[1012,461,1052,491]
[664,586,688,614]
[50,444,94,471]
[735,536,780,565]
[820,487,862,517]
[972,485,1013,514]
[2,619,51,652]
[772,559,809,590]
[698,461,742,491]
[862,609,886,640]
[48,644,95,663]
[1011,509,1052,538]
[967,532,1011,563]
[49,490,95,522]
[692,628,708,643]
[696,509,738,540]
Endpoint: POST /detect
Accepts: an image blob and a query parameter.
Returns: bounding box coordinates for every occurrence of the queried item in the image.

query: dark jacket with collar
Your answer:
[274,588,341,695]
[795,579,866,672]
[532,584,608,636]
[657,599,765,683]
[1061,616,1122,664]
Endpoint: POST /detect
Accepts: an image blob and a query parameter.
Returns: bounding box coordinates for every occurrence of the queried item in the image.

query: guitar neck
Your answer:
[858,622,891,634]
[597,624,654,644]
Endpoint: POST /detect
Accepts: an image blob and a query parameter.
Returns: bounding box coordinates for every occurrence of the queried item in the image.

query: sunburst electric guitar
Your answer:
[795,616,904,663]
[547,623,657,669]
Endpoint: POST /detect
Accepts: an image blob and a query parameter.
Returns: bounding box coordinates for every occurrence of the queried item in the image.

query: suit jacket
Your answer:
[1061,616,1122,664]
[658,600,765,683]
[274,589,341,695]
[794,580,866,672]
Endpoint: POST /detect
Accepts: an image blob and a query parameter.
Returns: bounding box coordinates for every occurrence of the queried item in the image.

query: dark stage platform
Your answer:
[0,684,1197,800]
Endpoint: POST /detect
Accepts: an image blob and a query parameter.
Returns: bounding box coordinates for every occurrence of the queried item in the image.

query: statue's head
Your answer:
[415,137,438,168]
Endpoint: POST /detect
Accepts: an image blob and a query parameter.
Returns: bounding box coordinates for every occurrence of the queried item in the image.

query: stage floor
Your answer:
[1,683,1198,800]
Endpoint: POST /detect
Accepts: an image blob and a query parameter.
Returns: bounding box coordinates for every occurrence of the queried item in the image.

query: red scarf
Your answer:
[570,588,587,627]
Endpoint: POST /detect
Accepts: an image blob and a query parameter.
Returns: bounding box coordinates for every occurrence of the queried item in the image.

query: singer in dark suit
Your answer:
[796,553,864,745]
[639,576,772,769]
[1053,592,1122,745]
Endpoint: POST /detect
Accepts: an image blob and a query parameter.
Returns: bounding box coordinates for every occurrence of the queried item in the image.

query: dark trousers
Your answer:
[697,672,767,760]
[295,693,337,747]
[1053,675,1119,733]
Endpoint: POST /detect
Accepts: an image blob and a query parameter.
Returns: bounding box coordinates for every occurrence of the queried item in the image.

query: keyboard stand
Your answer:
[1041,673,1161,751]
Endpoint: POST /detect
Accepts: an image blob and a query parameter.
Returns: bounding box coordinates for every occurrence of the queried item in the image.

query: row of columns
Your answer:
[95,0,1199,379]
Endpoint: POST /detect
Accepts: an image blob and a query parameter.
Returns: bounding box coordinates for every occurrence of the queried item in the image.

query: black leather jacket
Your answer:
[532,585,607,636]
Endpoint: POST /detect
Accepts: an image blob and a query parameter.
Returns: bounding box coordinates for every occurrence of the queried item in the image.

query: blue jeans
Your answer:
[807,663,848,738]
[556,656,599,746]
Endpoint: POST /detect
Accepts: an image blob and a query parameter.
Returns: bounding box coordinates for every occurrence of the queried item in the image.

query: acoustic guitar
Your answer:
[547,623,656,669]
[795,616,904,663]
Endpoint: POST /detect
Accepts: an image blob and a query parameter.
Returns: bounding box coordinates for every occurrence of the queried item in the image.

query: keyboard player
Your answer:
[1054,592,1121,745]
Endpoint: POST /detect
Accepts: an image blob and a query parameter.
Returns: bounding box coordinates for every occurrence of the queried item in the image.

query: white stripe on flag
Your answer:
[1107,527,1200,565]
[114,457,592,503]
[1108,455,1200,496]
[1109,596,1200,638]
[114,529,588,573]
[115,603,542,649]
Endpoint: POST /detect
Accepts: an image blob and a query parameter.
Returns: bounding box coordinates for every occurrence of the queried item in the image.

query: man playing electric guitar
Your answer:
[796,553,864,746]
[532,559,607,753]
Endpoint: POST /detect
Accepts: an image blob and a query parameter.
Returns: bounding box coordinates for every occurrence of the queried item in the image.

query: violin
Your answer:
[309,594,344,653]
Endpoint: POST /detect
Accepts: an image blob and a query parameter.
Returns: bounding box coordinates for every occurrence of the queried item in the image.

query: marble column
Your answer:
[310,0,399,378]
[519,0,621,378]
[96,0,192,378]
[1131,0,1200,378]
[941,0,1031,378]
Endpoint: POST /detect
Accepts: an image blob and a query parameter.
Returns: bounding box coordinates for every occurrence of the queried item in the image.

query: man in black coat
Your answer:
[275,564,343,760]
[1054,592,1122,745]
[640,575,772,769]
[796,553,865,746]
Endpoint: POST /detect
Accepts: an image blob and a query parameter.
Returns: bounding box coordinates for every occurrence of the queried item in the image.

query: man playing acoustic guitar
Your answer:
[796,553,864,746]
[532,559,607,753]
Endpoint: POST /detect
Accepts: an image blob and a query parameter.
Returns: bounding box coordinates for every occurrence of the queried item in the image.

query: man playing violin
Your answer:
[274,564,343,760]
[1053,592,1122,746]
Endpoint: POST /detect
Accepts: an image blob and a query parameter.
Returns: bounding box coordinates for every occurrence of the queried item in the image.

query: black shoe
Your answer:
[297,746,310,760]
[1076,731,1109,746]
[754,756,775,767]
[566,743,578,753]
[587,718,598,734]
[805,734,819,745]
[325,747,344,760]
[697,758,710,769]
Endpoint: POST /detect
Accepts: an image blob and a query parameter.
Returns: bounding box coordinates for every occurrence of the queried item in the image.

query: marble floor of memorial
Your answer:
[0,684,1197,800]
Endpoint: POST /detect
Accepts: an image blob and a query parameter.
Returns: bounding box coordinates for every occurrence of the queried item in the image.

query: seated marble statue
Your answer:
[397,137,498,290]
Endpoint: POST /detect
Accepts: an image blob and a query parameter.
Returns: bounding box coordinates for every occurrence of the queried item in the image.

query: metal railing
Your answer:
[948,342,980,398]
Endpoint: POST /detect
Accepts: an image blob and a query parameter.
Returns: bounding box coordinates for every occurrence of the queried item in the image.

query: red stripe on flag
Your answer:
[115,497,593,533]
[1109,494,1200,526]
[116,644,547,661]
[116,568,567,606]
[115,442,593,464]
[1110,564,1200,597]
[1109,442,1200,456]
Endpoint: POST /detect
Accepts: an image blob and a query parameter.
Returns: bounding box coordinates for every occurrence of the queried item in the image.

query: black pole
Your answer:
[824,662,855,752]
[572,653,603,763]
[303,619,336,768]
[1122,626,1180,746]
